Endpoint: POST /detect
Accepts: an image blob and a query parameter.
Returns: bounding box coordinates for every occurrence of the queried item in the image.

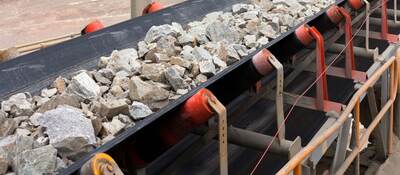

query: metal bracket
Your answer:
[208,96,228,175]
[267,54,286,144]
[338,7,356,79]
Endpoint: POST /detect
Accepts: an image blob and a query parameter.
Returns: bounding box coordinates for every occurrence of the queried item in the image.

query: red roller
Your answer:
[326,5,344,25]
[348,0,364,10]
[83,20,104,34]
[295,24,314,46]
[143,2,164,15]
[180,88,215,125]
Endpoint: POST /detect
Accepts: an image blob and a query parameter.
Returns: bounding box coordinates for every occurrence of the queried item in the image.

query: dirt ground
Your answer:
[0,0,184,49]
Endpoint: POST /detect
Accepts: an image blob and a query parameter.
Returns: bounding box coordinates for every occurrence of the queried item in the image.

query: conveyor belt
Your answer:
[0,0,370,174]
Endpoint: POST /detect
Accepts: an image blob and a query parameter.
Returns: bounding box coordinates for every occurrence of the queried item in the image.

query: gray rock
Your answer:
[144,49,169,63]
[181,45,194,60]
[253,0,273,11]
[101,118,125,136]
[1,93,33,117]
[169,56,192,69]
[259,22,279,39]
[232,44,248,57]
[68,72,101,100]
[213,56,227,69]
[176,89,189,95]
[257,36,269,45]
[165,67,187,91]
[116,114,134,125]
[279,14,295,27]
[195,74,208,84]
[55,157,67,171]
[15,145,57,175]
[110,85,124,97]
[52,76,67,94]
[188,22,209,44]
[141,63,166,82]
[232,4,252,14]
[33,96,50,108]
[93,72,112,85]
[156,35,178,57]
[37,106,96,160]
[112,74,130,91]
[15,128,31,136]
[178,32,195,46]
[98,68,115,81]
[199,60,216,77]
[0,155,7,175]
[244,35,258,48]
[137,41,149,58]
[273,0,305,11]
[190,62,200,77]
[37,94,81,113]
[0,116,17,137]
[40,88,57,98]
[98,99,129,119]
[98,56,110,68]
[192,47,212,61]
[242,10,259,20]
[144,24,177,43]
[129,101,153,120]
[106,49,141,73]
[128,77,170,102]
[91,117,102,136]
[206,22,237,43]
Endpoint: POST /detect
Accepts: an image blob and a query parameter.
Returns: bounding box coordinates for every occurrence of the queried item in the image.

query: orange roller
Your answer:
[295,24,313,46]
[83,20,104,34]
[348,0,364,10]
[143,2,164,15]
[180,88,215,126]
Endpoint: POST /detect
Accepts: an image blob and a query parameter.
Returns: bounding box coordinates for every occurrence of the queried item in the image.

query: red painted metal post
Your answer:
[338,7,356,78]
[381,0,389,39]
[309,27,329,110]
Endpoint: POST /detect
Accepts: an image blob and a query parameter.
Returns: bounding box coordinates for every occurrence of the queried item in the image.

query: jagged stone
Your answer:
[15,128,31,136]
[93,72,112,85]
[68,72,101,100]
[33,96,50,108]
[206,22,237,43]
[40,88,57,98]
[112,73,130,91]
[176,89,189,95]
[259,22,279,39]
[192,47,212,61]
[98,99,129,119]
[144,49,169,63]
[141,63,166,82]
[156,35,178,57]
[128,77,170,102]
[110,85,124,97]
[91,117,102,136]
[106,49,141,73]
[37,94,81,113]
[37,106,96,160]
[232,4,253,14]
[0,116,17,137]
[178,32,195,46]
[0,155,7,175]
[195,74,208,84]
[188,22,209,44]
[213,56,227,69]
[129,101,153,120]
[242,10,259,20]
[169,56,192,69]
[244,35,258,48]
[15,145,57,175]
[144,24,177,44]
[101,118,125,136]
[116,114,134,125]
[137,41,149,58]
[199,60,216,77]
[1,93,33,117]
[165,67,187,91]
[181,45,194,60]
[257,36,269,45]
[98,56,110,68]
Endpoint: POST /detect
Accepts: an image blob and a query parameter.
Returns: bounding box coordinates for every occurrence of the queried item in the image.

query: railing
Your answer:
[276,49,400,175]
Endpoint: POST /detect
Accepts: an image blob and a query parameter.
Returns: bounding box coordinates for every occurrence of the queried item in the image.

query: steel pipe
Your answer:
[328,43,375,58]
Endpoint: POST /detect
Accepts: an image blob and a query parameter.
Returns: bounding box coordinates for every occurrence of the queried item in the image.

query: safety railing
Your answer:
[276,49,400,175]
